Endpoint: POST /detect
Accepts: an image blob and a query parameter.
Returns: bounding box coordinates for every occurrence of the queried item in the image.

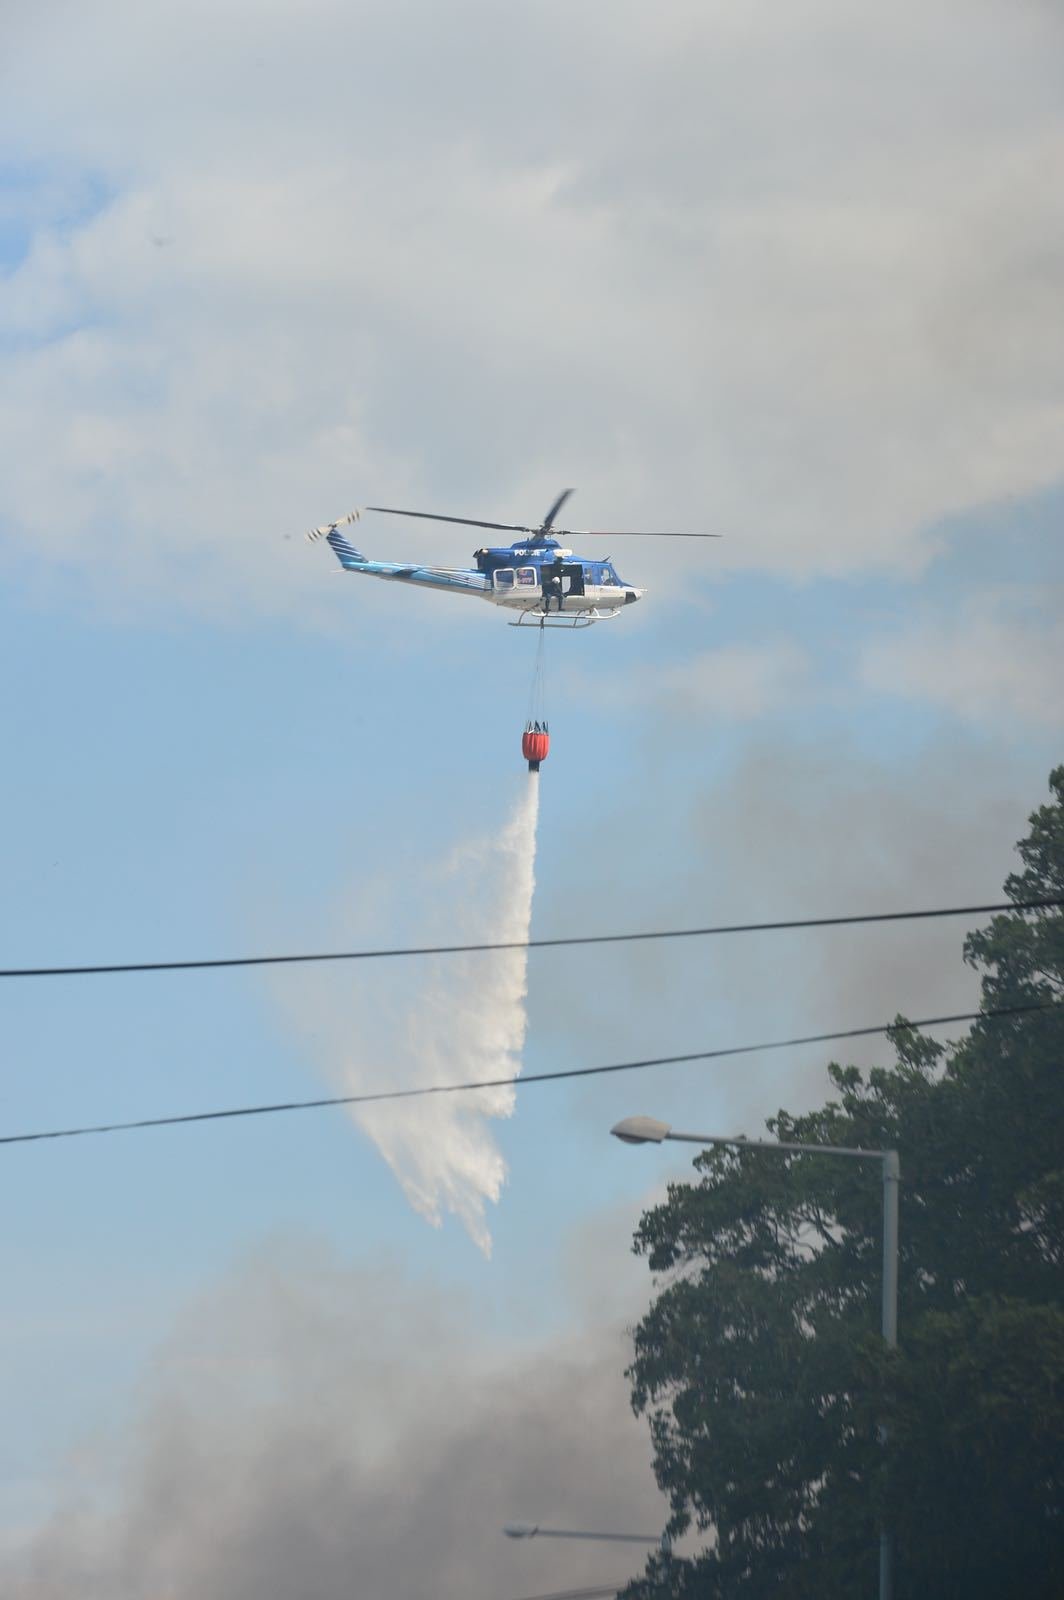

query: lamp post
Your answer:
[611,1116,899,1600]
[503,1522,670,1600]
[504,1523,667,1548]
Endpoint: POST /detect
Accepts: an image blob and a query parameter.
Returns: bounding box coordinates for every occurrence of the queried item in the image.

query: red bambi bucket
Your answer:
[522,721,550,772]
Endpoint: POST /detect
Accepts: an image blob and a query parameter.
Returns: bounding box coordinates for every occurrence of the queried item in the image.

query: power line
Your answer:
[1,898,1059,981]
[0,1001,1054,1150]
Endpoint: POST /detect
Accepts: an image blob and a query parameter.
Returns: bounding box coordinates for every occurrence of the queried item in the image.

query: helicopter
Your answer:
[306,489,718,628]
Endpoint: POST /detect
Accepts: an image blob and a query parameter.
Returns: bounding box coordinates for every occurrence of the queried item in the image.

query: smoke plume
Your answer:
[3,1244,664,1600]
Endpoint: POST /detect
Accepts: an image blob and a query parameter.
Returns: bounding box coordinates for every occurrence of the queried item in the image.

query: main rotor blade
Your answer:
[541,487,575,531]
[365,505,538,535]
[551,527,723,540]
[363,505,722,539]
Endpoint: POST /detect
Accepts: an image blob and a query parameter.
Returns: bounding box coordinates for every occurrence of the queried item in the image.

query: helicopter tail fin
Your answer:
[305,511,368,568]
[325,528,368,568]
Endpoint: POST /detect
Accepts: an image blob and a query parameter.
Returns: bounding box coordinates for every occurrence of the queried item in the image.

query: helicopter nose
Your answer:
[624,588,642,604]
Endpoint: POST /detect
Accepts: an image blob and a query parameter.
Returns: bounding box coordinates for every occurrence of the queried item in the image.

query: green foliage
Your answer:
[624,769,1064,1598]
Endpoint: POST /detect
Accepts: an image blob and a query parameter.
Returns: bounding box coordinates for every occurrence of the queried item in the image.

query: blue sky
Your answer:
[1,2,1062,1593]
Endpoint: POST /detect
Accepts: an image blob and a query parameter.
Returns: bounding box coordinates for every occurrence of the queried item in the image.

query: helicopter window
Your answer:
[494,568,515,588]
[516,567,537,586]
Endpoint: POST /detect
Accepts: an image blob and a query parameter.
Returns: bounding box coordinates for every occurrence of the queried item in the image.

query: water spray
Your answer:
[288,625,550,1249]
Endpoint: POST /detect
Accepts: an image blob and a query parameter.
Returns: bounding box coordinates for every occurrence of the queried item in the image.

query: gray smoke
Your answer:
[3,1242,666,1600]
[528,735,1045,1136]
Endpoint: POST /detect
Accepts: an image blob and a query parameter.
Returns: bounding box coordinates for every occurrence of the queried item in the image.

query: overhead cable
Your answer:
[1,898,1059,981]
[0,1000,1055,1150]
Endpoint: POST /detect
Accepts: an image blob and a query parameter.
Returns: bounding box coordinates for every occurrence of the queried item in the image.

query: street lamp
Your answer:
[504,1523,666,1548]
[503,1522,670,1600]
[510,1590,624,1600]
[611,1116,899,1600]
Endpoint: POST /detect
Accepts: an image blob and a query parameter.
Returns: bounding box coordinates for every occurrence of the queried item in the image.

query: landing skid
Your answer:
[508,605,622,629]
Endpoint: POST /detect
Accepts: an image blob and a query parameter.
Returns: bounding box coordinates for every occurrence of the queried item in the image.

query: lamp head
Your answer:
[611,1117,671,1145]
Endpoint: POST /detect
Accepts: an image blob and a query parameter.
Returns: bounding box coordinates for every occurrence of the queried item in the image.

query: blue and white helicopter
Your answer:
[306,490,717,627]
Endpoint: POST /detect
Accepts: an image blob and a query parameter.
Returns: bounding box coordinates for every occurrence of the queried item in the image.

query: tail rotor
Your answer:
[306,509,361,543]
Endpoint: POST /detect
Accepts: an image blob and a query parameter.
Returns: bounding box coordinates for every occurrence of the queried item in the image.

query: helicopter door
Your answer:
[561,563,584,597]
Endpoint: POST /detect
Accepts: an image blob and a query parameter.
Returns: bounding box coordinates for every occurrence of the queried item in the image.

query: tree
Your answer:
[624,768,1064,1598]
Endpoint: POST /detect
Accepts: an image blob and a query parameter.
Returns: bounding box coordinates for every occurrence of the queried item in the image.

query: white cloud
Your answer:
[861,591,1064,728]
[577,639,809,719]
[647,641,809,718]
[1,0,1062,615]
